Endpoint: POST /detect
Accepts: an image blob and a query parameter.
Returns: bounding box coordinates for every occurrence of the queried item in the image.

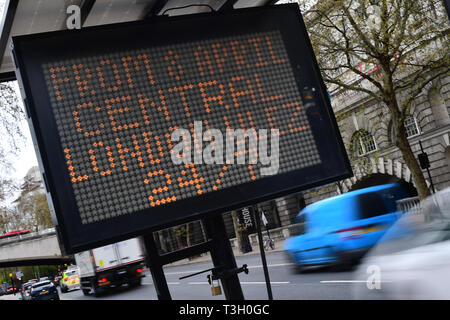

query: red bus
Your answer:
[0,229,31,240]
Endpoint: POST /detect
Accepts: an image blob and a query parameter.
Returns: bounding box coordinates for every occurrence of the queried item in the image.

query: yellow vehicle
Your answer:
[60,267,80,293]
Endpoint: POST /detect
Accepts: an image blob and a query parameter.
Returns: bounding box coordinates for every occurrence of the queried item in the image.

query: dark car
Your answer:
[22,282,35,300]
[6,286,19,295]
[30,280,59,300]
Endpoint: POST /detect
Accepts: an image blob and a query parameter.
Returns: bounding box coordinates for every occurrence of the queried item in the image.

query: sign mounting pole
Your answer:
[203,214,244,300]
[253,205,273,300]
[142,233,172,300]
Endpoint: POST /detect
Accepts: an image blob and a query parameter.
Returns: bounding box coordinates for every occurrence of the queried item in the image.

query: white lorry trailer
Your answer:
[74,237,147,296]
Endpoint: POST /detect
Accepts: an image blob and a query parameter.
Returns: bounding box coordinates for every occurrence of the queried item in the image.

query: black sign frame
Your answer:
[12,4,352,253]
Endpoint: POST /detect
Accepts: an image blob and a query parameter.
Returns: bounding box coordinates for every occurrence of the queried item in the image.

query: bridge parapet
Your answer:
[0,228,56,246]
[0,228,63,261]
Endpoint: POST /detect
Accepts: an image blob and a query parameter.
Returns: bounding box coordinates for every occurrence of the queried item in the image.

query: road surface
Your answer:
[51,251,368,300]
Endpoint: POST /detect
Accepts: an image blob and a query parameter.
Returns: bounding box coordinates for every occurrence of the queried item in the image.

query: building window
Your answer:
[390,116,420,144]
[353,130,377,156]
[404,116,420,138]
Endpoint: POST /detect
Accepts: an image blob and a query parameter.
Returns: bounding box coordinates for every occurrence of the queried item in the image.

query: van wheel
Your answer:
[91,281,102,297]
[93,288,101,297]
[82,288,90,295]
[292,264,308,274]
[332,261,355,272]
[129,278,142,287]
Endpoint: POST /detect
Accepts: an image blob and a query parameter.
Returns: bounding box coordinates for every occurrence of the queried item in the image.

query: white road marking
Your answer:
[241,281,290,285]
[164,263,294,276]
[320,280,392,284]
[247,263,294,269]
[142,282,180,285]
[320,280,367,283]
[188,281,290,285]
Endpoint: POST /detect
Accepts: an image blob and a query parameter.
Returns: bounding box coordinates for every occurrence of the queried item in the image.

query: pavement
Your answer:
[0,292,22,300]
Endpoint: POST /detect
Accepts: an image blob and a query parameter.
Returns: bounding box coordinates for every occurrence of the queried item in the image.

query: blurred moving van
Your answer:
[284,183,409,270]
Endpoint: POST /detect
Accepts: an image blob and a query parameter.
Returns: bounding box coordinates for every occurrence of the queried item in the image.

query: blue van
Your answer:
[284,183,409,270]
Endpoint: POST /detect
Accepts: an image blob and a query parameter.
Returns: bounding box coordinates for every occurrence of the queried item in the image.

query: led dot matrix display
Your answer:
[43,30,320,224]
[12,4,351,252]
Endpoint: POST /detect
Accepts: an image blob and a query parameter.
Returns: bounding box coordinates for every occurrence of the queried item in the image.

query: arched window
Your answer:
[352,130,377,156]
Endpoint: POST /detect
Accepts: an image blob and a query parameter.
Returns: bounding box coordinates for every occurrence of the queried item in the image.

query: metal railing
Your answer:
[396,196,420,213]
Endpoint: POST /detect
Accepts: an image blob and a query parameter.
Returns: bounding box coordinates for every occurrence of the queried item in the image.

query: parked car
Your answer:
[284,183,409,271]
[352,187,450,299]
[30,280,59,300]
[6,286,19,294]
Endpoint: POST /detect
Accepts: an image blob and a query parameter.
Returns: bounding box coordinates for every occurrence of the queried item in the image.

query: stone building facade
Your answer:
[301,74,450,205]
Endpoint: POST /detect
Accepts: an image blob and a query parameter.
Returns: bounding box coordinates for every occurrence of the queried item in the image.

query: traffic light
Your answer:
[418,152,430,169]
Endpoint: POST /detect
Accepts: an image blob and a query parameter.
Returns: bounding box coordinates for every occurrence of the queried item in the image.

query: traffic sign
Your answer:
[12,4,351,253]
[237,207,256,233]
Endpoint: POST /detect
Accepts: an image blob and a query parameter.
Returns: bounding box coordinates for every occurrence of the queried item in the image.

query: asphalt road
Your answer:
[53,251,369,300]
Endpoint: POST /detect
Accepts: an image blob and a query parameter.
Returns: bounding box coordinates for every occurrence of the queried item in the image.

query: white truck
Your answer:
[74,237,147,296]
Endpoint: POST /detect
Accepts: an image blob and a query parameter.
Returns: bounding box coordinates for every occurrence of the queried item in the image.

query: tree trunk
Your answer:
[157,231,168,253]
[395,126,431,200]
[172,227,183,250]
[186,222,191,247]
[382,69,431,200]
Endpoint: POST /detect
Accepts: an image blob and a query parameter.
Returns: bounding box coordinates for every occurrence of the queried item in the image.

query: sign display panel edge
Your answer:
[11,4,352,253]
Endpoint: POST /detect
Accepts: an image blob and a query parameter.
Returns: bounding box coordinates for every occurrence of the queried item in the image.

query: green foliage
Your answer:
[16,192,53,232]
[0,265,61,284]
[0,82,25,172]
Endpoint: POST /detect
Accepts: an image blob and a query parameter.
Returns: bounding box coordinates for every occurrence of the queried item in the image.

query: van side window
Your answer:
[357,193,389,219]
[292,214,306,235]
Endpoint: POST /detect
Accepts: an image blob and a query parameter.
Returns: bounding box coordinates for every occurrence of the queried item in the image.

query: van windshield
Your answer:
[357,193,389,219]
